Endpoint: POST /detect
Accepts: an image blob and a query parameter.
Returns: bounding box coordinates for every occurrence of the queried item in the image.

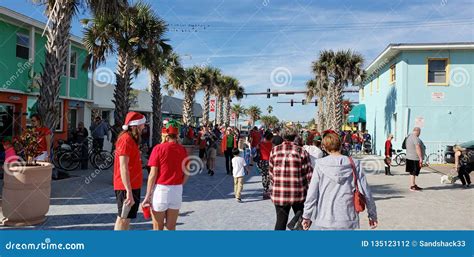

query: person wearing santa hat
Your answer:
[113,112,146,230]
[142,119,190,230]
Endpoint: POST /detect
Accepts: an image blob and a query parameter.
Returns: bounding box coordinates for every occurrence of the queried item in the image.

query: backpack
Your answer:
[401,136,408,149]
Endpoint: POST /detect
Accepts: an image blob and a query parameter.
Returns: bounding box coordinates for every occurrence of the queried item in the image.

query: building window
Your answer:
[70,51,77,78]
[16,33,29,59]
[55,101,64,132]
[62,51,78,78]
[389,65,396,84]
[427,58,448,85]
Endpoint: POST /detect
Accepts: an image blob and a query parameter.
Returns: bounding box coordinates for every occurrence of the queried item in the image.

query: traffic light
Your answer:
[267,88,271,98]
[290,99,294,107]
[302,99,306,105]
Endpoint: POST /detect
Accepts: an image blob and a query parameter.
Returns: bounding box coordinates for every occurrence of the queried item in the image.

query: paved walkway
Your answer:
[0,155,472,230]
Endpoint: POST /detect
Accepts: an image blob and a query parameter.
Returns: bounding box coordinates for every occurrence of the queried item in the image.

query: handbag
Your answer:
[287,210,304,230]
[348,157,366,213]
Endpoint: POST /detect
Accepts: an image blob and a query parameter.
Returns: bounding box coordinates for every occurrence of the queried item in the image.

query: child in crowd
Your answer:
[232,148,249,203]
[2,137,18,163]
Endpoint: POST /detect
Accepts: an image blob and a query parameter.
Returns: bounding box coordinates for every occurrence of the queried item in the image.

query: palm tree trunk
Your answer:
[224,97,231,127]
[151,71,162,146]
[37,0,75,129]
[183,90,194,126]
[202,87,210,126]
[112,50,133,143]
[325,85,334,130]
[316,92,323,131]
[217,96,224,126]
[331,80,344,132]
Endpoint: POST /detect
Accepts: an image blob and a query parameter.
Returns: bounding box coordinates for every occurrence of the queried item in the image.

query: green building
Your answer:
[0,6,92,142]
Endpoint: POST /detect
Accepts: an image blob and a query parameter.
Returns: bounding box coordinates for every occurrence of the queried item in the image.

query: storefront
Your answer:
[0,92,27,141]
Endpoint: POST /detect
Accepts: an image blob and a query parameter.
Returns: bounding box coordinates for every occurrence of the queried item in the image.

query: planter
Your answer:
[182,145,196,156]
[1,162,53,226]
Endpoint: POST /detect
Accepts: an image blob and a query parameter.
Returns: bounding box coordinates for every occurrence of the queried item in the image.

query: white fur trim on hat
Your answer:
[122,125,129,130]
[128,116,146,126]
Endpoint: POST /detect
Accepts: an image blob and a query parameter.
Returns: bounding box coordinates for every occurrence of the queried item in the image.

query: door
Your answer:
[0,104,14,141]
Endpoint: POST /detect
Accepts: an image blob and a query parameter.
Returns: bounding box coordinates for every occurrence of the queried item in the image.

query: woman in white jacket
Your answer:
[302,131,378,230]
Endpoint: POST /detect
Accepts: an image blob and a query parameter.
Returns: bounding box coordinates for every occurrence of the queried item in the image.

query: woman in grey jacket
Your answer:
[302,132,378,230]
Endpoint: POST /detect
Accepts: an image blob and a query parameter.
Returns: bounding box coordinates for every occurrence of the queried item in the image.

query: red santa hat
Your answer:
[122,112,146,131]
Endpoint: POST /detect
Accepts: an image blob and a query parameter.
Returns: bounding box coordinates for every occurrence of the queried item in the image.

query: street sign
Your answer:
[210,99,216,112]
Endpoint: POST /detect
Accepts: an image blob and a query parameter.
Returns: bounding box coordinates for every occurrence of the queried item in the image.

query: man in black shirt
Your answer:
[271,128,284,146]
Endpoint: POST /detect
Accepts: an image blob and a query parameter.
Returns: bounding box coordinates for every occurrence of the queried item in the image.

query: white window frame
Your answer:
[55,101,64,132]
[16,33,30,59]
[70,51,77,79]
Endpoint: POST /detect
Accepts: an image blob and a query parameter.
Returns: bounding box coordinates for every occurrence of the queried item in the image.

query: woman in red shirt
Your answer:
[113,112,146,230]
[142,120,189,230]
[384,134,394,176]
[30,114,52,162]
[257,132,273,199]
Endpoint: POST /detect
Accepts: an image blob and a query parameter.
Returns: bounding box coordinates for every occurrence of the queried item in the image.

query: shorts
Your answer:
[406,159,421,176]
[199,149,206,158]
[207,148,217,159]
[115,189,141,219]
[152,184,183,212]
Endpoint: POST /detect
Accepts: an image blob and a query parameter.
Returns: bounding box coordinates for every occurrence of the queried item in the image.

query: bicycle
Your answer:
[427,149,445,164]
[394,150,430,166]
[394,150,406,166]
[58,137,114,171]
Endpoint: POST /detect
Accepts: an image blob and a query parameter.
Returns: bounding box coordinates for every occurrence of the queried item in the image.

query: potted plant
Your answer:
[1,128,53,226]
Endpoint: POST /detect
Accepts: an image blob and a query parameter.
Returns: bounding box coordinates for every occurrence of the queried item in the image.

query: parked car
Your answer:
[445,140,474,164]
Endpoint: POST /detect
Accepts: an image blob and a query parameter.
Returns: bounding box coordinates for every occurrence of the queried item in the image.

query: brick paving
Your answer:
[0,155,472,230]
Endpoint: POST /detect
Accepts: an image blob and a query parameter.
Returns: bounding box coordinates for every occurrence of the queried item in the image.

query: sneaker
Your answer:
[236,198,242,203]
[410,186,421,192]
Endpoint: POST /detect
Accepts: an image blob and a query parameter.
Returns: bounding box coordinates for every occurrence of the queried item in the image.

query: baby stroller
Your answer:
[363,139,372,154]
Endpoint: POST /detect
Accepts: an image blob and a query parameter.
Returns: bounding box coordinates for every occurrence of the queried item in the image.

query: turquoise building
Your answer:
[358,42,474,157]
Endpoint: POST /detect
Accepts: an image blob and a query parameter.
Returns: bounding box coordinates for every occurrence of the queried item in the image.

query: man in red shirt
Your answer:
[249,126,261,166]
[113,112,146,230]
[142,119,189,230]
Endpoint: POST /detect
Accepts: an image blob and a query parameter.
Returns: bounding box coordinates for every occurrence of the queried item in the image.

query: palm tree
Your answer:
[213,74,226,126]
[331,50,365,131]
[197,66,221,126]
[267,105,273,114]
[246,105,262,126]
[231,104,247,127]
[134,16,173,146]
[36,0,126,129]
[309,50,333,131]
[260,115,279,128]
[223,77,244,127]
[166,66,201,126]
[83,3,156,140]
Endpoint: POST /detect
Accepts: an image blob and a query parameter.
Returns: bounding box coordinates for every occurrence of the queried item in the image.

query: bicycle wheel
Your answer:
[395,153,406,166]
[391,157,399,167]
[58,152,80,171]
[93,151,114,170]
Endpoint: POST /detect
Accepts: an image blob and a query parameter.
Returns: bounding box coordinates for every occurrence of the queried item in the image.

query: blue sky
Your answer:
[1,0,474,122]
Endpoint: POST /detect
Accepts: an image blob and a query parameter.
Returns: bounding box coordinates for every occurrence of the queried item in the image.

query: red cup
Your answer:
[142,204,151,220]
